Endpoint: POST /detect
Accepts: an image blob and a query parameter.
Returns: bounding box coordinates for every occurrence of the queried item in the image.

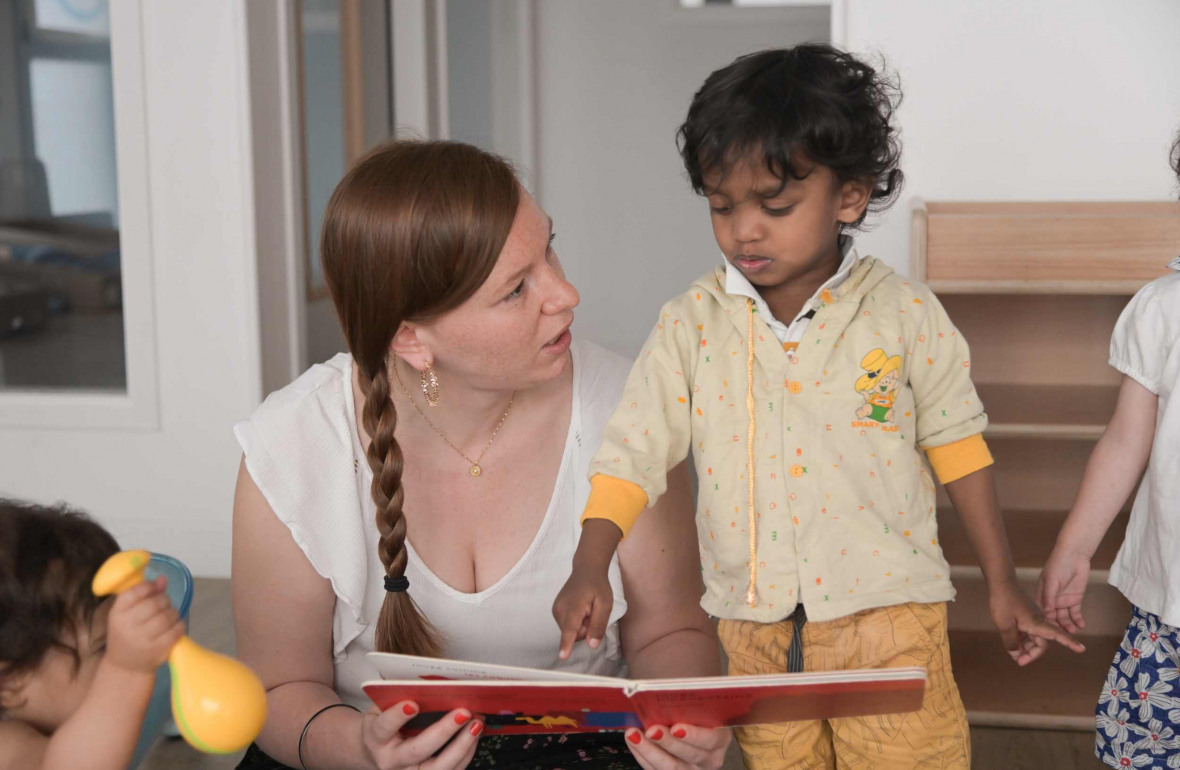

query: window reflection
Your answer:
[0,0,123,392]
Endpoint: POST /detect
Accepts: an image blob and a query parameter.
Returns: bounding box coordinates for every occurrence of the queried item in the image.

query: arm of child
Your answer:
[1,578,185,770]
[945,469,1084,666]
[0,721,48,770]
[1039,376,1158,633]
[1039,280,1167,636]
[554,302,697,659]
[907,287,1081,666]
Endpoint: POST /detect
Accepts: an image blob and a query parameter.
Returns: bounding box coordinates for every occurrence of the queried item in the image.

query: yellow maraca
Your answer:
[92,550,267,755]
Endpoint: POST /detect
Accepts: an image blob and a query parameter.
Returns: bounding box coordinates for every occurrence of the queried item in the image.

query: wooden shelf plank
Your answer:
[950,630,1121,731]
[928,279,1146,295]
[920,201,1180,285]
[949,565,1112,583]
[977,383,1117,439]
[927,201,1180,216]
[938,508,1129,571]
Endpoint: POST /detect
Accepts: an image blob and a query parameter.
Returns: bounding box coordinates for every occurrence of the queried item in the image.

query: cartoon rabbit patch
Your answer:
[855,348,903,424]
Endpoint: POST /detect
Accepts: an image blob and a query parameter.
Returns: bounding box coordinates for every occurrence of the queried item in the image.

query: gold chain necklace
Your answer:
[391,363,515,478]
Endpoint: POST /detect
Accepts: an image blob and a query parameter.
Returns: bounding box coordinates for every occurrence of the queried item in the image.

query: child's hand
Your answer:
[553,519,623,660]
[988,580,1084,666]
[1036,546,1091,634]
[552,568,614,661]
[104,575,186,674]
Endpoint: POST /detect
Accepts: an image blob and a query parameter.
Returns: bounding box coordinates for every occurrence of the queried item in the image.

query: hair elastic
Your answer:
[384,575,410,593]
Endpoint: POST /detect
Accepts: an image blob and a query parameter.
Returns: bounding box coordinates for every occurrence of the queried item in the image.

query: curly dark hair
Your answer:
[0,500,119,690]
[677,44,903,227]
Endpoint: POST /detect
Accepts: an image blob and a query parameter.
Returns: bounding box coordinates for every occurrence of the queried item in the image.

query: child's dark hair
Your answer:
[0,500,119,687]
[677,44,903,227]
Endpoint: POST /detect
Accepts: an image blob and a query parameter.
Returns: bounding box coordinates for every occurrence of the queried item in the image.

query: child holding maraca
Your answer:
[0,499,265,769]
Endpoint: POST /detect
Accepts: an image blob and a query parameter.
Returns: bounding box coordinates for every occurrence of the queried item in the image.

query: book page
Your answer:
[629,666,927,692]
[367,652,620,684]
[630,668,927,727]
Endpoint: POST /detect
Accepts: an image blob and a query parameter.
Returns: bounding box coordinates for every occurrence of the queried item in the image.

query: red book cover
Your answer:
[362,653,926,735]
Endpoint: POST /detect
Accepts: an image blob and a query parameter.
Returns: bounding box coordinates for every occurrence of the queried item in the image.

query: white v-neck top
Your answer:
[235,340,631,709]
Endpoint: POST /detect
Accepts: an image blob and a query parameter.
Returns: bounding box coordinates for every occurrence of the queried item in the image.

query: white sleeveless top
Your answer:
[234,341,632,709]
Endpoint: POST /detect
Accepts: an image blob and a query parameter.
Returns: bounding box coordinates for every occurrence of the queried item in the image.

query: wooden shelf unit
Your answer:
[949,630,1123,730]
[976,383,1117,439]
[912,199,1177,731]
[937,507,1129,571]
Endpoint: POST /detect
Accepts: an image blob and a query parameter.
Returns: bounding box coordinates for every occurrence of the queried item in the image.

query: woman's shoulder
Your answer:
[234,353,358,481]
[259,352,353,408]
[241,353,354,434]
[572,339,633,421]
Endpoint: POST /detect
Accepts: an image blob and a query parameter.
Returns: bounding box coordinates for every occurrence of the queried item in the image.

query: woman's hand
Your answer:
[361,701,483,770]
[624,724,731,770]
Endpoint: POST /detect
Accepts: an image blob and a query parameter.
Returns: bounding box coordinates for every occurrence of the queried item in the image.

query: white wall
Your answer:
[0,4,261,577]
[843,0,1180,274]
[447,0,495,151]
[535,0,830,358]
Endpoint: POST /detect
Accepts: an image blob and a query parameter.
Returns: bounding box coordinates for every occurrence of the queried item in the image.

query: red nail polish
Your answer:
[454,711,472,725]
[650,728,664,740]
[470,721,484,737]
[627,731,642,745]
[673,728,687,739]
[402,703,417,716]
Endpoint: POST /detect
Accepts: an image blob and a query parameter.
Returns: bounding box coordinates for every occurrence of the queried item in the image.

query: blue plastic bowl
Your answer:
[127,554,194,769]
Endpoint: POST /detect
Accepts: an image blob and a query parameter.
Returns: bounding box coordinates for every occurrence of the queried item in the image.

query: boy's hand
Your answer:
[553,567,614,661]
[105,575,186,673]
[1036,546,1091,634]
[988,580,1084,666]
[553,519,623,660]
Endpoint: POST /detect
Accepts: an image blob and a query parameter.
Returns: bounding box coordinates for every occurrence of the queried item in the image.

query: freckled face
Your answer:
[413,190,581,391]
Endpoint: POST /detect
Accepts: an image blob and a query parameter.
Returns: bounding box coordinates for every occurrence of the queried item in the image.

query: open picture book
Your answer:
[363,652,927,735]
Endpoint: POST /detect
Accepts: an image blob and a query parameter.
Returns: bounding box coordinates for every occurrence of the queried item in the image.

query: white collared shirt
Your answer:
[724,235,856,347]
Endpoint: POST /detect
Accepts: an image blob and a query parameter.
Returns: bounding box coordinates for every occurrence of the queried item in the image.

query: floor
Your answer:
[140,580,1102,770]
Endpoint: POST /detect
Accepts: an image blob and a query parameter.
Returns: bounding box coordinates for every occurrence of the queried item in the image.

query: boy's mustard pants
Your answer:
[718,602,970,769]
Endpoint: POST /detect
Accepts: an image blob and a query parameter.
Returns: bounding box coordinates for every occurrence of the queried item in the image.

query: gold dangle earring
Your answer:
[421,362,440,407]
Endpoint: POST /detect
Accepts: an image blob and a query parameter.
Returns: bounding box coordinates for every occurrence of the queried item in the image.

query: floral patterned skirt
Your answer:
[1095,605,1180,768]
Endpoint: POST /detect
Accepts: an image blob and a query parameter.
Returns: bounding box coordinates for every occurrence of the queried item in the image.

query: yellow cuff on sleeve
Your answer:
[581,474,649,538]
[923,434,993,485]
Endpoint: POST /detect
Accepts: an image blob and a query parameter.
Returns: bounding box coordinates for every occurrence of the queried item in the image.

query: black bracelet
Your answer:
[298,702,361,770]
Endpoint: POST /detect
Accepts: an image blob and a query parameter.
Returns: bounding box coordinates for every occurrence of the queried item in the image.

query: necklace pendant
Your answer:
[469,464,482,478]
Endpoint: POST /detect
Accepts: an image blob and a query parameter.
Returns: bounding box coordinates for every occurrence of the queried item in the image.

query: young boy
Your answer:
[554,45,1082,768]
[0,499,184,770]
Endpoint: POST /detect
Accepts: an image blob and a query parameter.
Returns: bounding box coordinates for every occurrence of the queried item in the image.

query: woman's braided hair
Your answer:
[320,140,519,655]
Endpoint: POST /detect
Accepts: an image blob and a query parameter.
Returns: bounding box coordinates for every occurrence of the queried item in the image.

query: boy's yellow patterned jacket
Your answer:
[585,256,993,623]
